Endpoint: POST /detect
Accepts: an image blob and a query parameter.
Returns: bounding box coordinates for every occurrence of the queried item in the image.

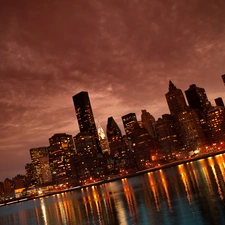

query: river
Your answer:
[1,153,225,225]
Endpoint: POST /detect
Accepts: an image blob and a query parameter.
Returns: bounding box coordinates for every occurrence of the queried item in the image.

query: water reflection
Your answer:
[1,154,225,225]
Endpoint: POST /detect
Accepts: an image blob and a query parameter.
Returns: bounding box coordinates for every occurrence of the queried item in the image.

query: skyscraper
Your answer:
[215,97,224,107]
[97,122,110,154]
[48,133,75,185]
[185,84,211,114]
[72,91,98,139]
[30,147,52,185]
[165,81,188,116]
[122,113,138,137]
[155,114,180,161]
[177,109,206,151]
[106,116,124,157]
[141,110,157,139]
[207,106,225,143]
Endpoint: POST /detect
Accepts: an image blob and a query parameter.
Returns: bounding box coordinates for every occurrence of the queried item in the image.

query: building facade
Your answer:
[30,147,51,185]
[165,80,188,116]
[48,133,75,186]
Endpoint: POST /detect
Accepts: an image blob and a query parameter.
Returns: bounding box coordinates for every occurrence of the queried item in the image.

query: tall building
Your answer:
[73,132,100,183]
[122,113,138,138]
[122,113,152,169]
[155,114,180,161]
[185,84,211,114]
[215,97,224,107]
[48,133,75,185]
[165,81,188,116]
[207,106,225,143]
[141,110,157,139]
[106,116,124,157]
[72,91,98,139]
[30,147,52,185]
[177,109,206,151]
[185,84,212,145]
[97,122,110,154]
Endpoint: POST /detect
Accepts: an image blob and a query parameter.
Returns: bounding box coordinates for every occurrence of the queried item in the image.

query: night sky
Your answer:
[0,0,225,181]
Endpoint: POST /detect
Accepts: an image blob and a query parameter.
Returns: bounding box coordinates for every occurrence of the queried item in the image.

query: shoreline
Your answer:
[1,149,225,207]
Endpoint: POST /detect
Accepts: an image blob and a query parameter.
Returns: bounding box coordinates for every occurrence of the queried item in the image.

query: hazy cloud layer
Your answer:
[0,0,225,180]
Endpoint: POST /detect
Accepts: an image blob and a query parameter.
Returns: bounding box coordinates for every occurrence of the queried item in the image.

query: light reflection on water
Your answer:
[1,154,225,225]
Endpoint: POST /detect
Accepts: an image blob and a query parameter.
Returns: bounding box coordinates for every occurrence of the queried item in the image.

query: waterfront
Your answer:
[1,153,225,225]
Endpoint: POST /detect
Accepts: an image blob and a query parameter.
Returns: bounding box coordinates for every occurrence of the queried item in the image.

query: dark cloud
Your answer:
[0,0,225,180]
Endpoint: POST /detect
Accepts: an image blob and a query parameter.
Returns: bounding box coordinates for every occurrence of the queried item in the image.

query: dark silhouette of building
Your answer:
[215,97,224,107]
[122,113,138,138]
[73,132,102,183]
[122,113,152,169]
[185,84,212,145]
[165,81,188,116]
[106,117,124,157]
[185,84,212,114]
[141,110,157,139]
[177,109,206,151]
[72,91,98,139]
[221,74,225,86]
[155,114,180,161]
[72,91,102,154]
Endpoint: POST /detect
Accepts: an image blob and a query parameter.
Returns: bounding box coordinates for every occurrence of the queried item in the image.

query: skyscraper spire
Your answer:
[97,120,106,140]
[169,80,177,91]
[166,81,187,116]
[97,121,110,154]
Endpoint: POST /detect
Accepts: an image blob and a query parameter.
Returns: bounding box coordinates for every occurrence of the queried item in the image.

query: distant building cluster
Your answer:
[1,75,225,201]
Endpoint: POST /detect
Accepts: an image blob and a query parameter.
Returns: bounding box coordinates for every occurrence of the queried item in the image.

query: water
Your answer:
[1,153,225,225]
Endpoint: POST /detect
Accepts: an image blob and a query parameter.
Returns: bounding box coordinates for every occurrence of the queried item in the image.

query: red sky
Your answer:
[0,0,225,181]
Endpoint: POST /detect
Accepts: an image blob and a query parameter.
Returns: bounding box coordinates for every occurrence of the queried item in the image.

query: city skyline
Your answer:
[1,78,225,181]
[1,0,225,181]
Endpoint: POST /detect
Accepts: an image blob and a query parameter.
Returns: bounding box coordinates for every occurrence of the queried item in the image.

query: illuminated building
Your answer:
[155,114,180,161]
[74,132,104,183]
[122,113,138,138]
[207,106,225,143]
[177,109,206,151]
[185,84,212,145]
[25,163,36,186]
[74,132,98,155]
[30,147,52,185]
[141,110,157,139]
[129,125,152,169]
[97,122,110,154]
[165,80,188,116]
[48,133,75,185]
[122,113,152,169]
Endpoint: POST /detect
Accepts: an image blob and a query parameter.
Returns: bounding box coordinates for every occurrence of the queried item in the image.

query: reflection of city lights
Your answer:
[178,165,192,204]
[40,198,48,225]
